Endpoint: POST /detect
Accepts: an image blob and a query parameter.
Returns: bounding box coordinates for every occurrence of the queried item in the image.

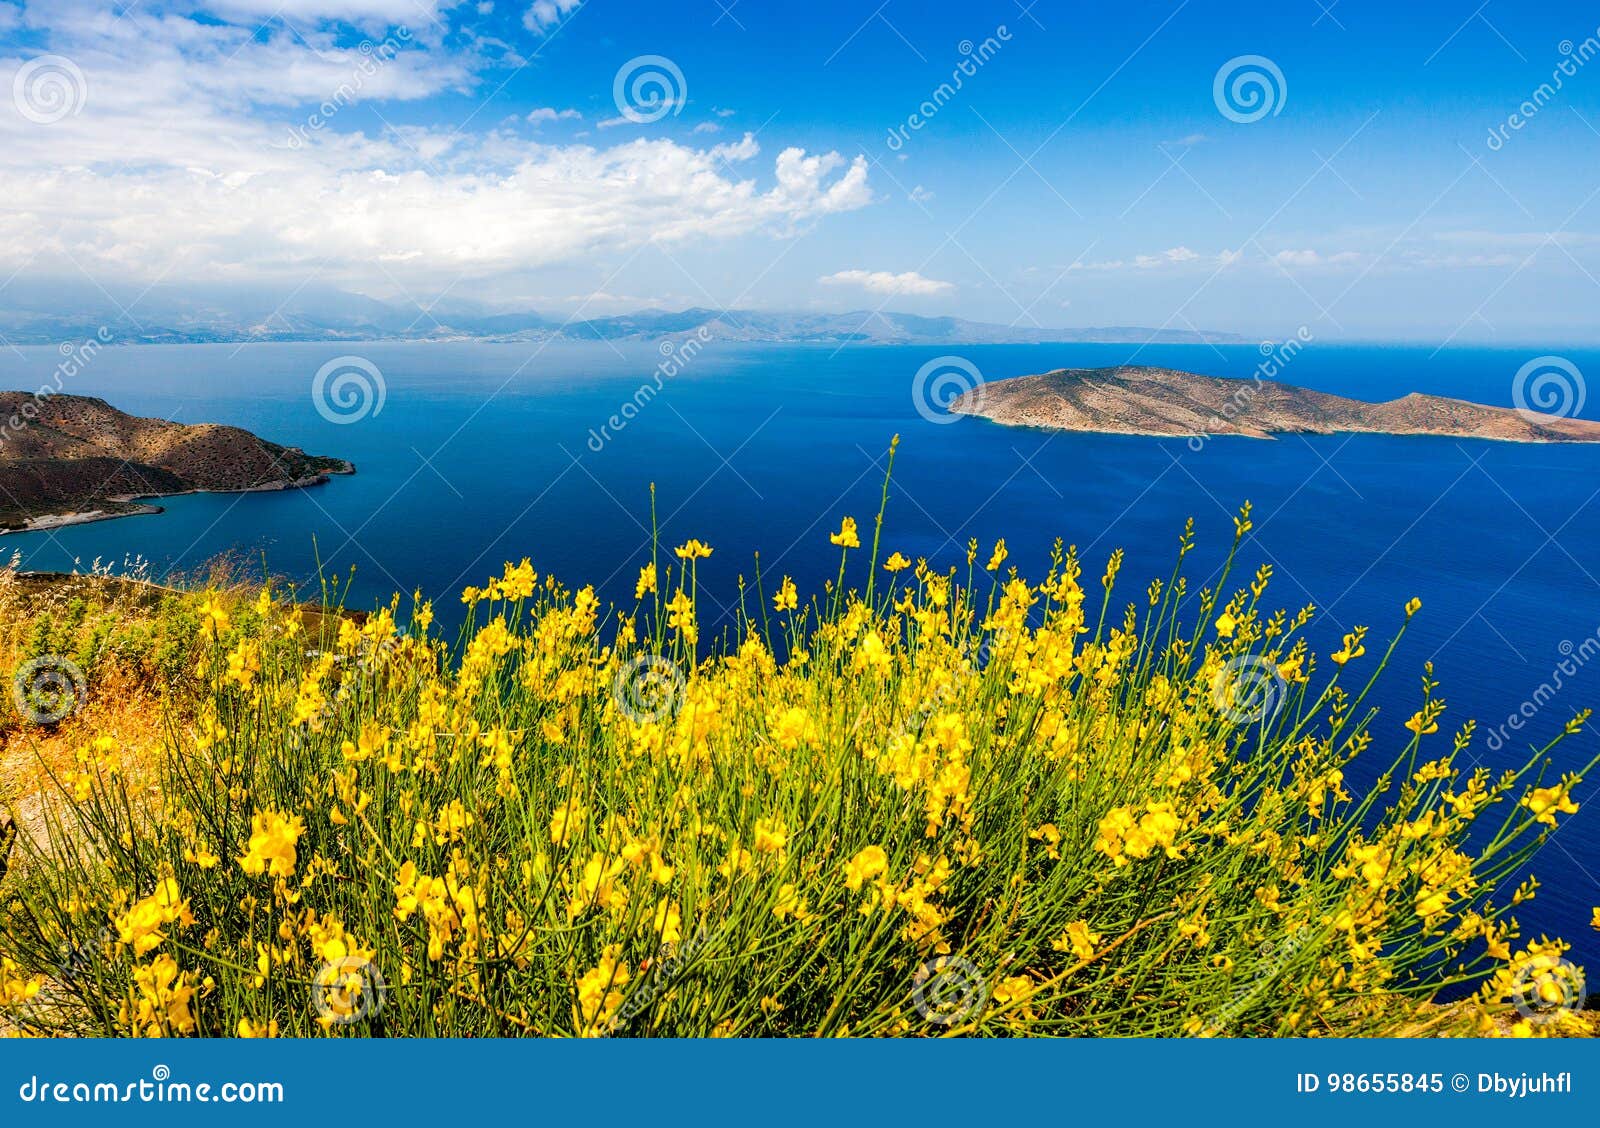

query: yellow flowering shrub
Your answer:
[0,500,1595,1038]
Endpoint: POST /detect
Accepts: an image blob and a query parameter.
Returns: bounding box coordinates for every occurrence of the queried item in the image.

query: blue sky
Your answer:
[2,0,1599,341]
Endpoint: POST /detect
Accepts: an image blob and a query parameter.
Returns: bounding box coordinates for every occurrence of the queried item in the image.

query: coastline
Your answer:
[948,410,1600,444]
[0,464,354,537]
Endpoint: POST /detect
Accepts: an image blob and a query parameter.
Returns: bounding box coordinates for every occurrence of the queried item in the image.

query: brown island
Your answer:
[0,392,354,532]
[949,365,1600,443]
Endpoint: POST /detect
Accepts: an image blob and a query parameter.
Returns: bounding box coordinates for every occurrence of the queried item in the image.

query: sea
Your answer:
[2,337,1597,967]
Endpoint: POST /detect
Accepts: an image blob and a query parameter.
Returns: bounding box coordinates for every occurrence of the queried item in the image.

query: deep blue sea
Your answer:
[2,338,1598,965]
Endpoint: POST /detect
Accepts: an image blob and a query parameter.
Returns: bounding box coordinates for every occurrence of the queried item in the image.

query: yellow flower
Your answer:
[1214,612,1236,638]
[652,900,683,943]
[1404,711,1439,735]
[573,944,630,1036]
[770,705,817,750]
[991,974,1035,1019]
[772,884,811,923]
[843,845,888,891]
[752,817,788,855]
[224,642,260,690]
[1591,907,1600,932]
[1051,919,1101,961]
[1028,822,1061,860]
[985,539,1007,572]
[238,809,306,878]
[883,552,911,572]
[773,576,798,612]
[635,563,657,598]
[197,596,230,639]
[674,539,713,561]
[125,954,197,1035]
[1522,781,1580,827]
[1331,631,1366,666]
[550,799,585,846]
[237,1017,279,1038]
[1405,597,1422,617]
[114,878,193,957]
[1095,802,1183,865]
[830,517,860,549]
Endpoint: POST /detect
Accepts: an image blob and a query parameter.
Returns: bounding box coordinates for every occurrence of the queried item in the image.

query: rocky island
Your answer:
[949,365,1600,443]
[0,393,354,532]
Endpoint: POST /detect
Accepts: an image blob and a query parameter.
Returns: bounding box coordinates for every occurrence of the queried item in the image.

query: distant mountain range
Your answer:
[0,283,1244,347]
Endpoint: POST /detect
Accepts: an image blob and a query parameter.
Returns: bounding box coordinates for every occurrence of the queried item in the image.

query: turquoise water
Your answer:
[2,338,1598,962]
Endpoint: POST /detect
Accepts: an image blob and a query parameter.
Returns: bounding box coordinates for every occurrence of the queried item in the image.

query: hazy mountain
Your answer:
[0,283,1244,347]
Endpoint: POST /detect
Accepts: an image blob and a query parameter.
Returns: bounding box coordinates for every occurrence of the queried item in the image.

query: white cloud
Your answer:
[1271,249,1362,268]
[713,107,735,118]
[0,8,872,295]
[819,269,954,296]
[523,0,582,33]
[1071,246,1219,271]
[909,184,934,204]
[1068,245,1370,273]
[527,106,581,124]
[692,121,720,134]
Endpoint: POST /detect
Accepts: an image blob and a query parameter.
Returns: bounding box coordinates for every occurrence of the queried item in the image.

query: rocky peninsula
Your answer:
[0,393,353,532]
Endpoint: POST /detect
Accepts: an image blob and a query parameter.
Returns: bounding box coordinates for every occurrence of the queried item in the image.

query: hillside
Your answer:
[0,393,353,530]
[950,365,1600,442]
